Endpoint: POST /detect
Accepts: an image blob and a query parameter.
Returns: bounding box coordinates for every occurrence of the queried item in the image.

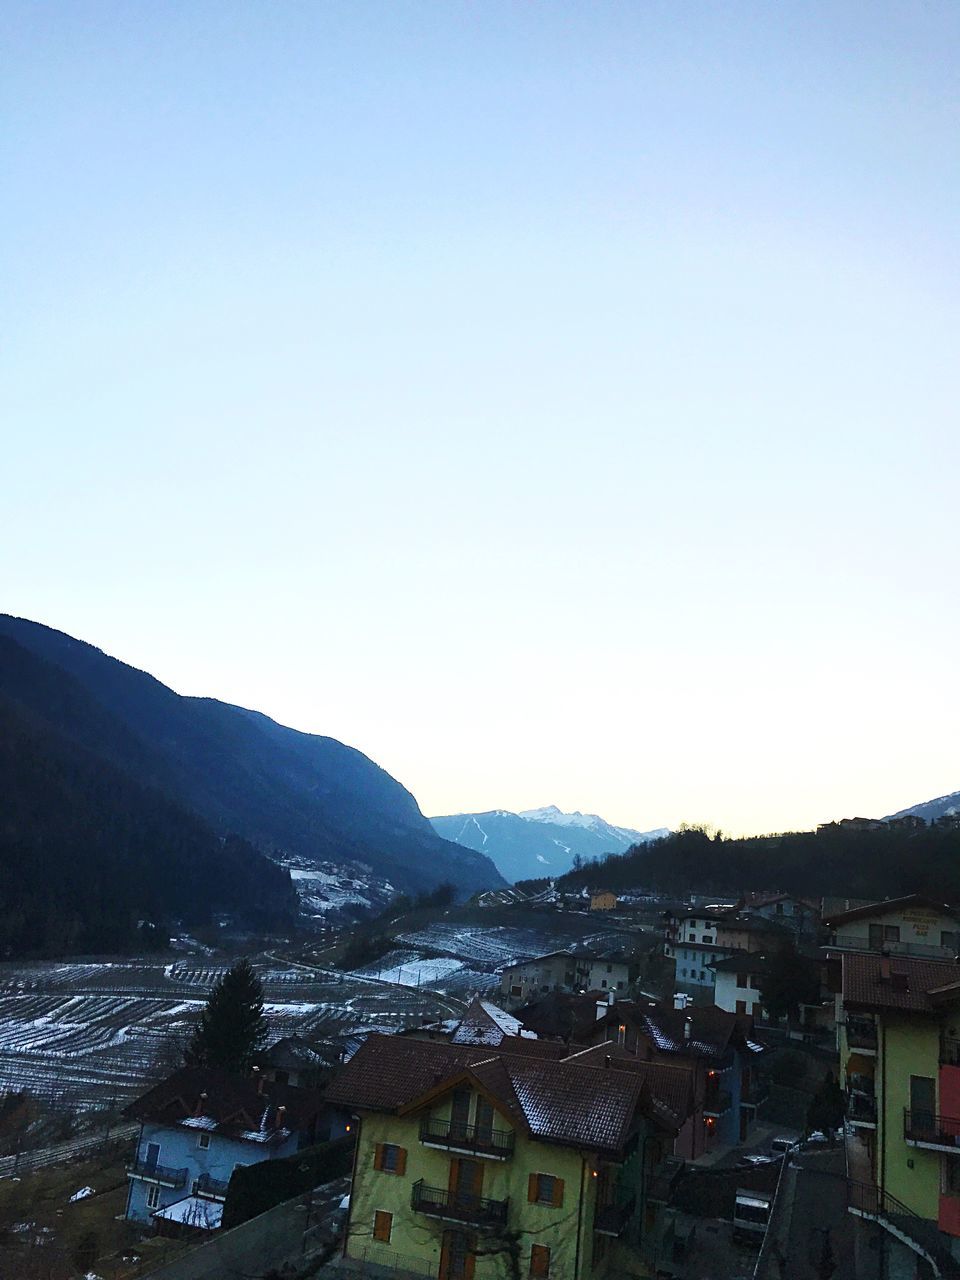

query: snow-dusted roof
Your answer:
[151,1196,223,1229]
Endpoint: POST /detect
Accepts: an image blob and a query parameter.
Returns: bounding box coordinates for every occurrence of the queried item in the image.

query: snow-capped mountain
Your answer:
[886,790,960,824]
[430,805,669,884]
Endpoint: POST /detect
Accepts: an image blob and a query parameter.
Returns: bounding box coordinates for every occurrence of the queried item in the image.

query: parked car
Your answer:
[770,1135,798,1154]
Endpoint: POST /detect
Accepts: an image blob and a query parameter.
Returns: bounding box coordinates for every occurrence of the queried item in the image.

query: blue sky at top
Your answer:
[3,2,958,833]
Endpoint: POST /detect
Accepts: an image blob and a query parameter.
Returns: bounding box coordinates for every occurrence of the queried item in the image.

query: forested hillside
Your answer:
[558,823,960,901]
[0,616,503,898]
[0,680,297,956]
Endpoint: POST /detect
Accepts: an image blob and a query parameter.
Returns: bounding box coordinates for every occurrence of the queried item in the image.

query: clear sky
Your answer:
[3,2,958,836]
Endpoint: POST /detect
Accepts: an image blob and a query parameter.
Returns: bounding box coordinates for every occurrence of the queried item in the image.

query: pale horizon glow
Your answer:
[3,3,958,839]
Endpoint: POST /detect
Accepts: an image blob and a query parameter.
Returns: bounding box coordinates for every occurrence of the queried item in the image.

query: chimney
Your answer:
[257,1071,266,1095]
[604,1055,612,1070]
[276,1105,286,1128]
[607,991,615,1007]
[683,1018,692,1041]
[195,1090,208,1118]
[879,954,892,983]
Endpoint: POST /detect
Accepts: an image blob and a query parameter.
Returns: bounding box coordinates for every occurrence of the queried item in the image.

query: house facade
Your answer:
[590,891,618,912]
[663,909,787,998]
[834,951,960,1270]
[500,952,629,1008]
[590,1002,766,1155]
[326,1033,690,1280]
[824,895,960,961]
[124,1067,329,1231]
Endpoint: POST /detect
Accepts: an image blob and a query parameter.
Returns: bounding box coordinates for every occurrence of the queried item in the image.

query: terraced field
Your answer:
[0,955,453,1114]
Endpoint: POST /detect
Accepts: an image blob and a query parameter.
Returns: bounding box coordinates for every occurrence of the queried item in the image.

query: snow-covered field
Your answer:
[0,955,458,1114]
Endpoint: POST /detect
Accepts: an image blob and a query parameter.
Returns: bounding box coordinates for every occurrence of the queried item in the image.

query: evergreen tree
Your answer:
[184,958,268,1072]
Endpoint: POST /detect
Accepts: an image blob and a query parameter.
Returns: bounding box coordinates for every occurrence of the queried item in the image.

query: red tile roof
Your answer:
[324,1033,680,1157]
[841,952,960,1012]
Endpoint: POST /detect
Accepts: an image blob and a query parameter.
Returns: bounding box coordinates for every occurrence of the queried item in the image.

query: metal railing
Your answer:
[847,1093,877,1124]
[942,1037,960,1066]
[195,1172,231,1200]
[830,934,956,960]
[845,1017,877,1049]
[127,1158,189,1187]
[594,1197,636,1236]
[418,1116,515,1158]
[410,1179,509,1227]
[704,1088,732,1117]
[904,1109,960,1150]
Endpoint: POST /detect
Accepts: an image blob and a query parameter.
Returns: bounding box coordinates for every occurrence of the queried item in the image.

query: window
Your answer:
[943,932,959,951]
[703,936,713,945]
[750,975,762,989]
[530,1245,551,1277]
[680,968,687,977]
[736,1000,747,1015]
[616,981,624,990]
[374,1210,393,1242]
[689,934,697,943]
[776,903,784,915]
[147,1184,161,1210]
[601,980,607,989]
[606,964,612,974]
[884,925,901,943]
[528,1173,564,1207]
[374,1144,407,1175]
[736,973,748,989]
[198,1133,211,1150]
[699,971,706,981]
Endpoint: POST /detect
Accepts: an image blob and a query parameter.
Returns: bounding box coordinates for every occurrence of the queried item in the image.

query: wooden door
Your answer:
[449,1158,482,1210]
[439,1230,475,1280]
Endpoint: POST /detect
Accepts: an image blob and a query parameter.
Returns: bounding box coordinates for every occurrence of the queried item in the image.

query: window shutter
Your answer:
[373,1144,384,1172]
[528,1173,538,1203]
[396,1147,407,1176]
[373,1210,392,1242]
[552,1177,565,1208]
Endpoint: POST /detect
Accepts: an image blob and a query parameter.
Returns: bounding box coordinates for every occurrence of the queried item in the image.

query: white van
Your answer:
[733,1189,772,1244]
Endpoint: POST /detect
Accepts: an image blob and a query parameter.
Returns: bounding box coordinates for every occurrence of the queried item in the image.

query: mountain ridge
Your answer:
[0,615,504,901]
[430,805,668,883]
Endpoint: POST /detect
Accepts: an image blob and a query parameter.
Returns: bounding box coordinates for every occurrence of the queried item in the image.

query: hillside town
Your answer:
[3,883,960,1279]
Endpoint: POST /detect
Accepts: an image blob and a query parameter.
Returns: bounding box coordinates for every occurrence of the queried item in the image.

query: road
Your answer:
[758,1147,858,1280]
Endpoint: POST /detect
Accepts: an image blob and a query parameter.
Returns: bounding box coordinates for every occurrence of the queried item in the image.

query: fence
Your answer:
[0,1121,138,1179]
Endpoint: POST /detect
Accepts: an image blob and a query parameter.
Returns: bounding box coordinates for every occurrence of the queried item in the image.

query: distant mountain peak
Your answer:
[431,805,669,884]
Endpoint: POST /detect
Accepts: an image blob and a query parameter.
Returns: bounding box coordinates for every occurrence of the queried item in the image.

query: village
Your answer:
[2,884,960,1280]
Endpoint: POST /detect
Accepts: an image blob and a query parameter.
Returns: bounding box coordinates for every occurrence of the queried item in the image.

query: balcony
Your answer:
[703,1089,732,1118]
[941,1038,960,1067]
[418,1116,515,1160]
[594,1198,636,1237]
[127,1159,189,1188]
[411,1180,509,1228]
[904,1110,960,1153]
[847,1092,877,1128]
[845,1017,878,1052]
[195,1173,231,1201]
[830,934,955,961]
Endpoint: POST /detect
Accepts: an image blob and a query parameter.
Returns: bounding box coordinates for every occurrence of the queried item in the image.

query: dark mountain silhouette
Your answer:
[0,637,297,956]
[0,616,502,903]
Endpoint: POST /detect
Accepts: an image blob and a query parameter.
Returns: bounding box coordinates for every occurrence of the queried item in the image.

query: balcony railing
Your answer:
[845,1017,878,1050]
[941,1037,960,1067]
[830,934,956,961]
[418,1116,515,1159]
[411,1180,508,1228]
[127,1159,189,1188]
[703,1089,732,1117]
[195,1173,231,1201]
[594,1198,636,1237]
[847,1092,877,1126]
[904,1109,960,1152]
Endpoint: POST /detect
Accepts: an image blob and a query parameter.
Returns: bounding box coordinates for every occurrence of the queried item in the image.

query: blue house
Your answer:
[124,1066,332,1232]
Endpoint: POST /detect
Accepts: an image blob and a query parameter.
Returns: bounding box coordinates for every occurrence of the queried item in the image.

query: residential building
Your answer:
[124,1067,333,1231]
[325,1032,692,1280]
[515,990,615,1043]
[252,1035,341,1088]
[824,895,960,961]
[590,1001,767,1155]
[737,893,820,943]
[590,890,618,912]
[499,952,630,1008]
[709,954,768,1017]
[834,951,960,1271]
[663,908,788,998]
